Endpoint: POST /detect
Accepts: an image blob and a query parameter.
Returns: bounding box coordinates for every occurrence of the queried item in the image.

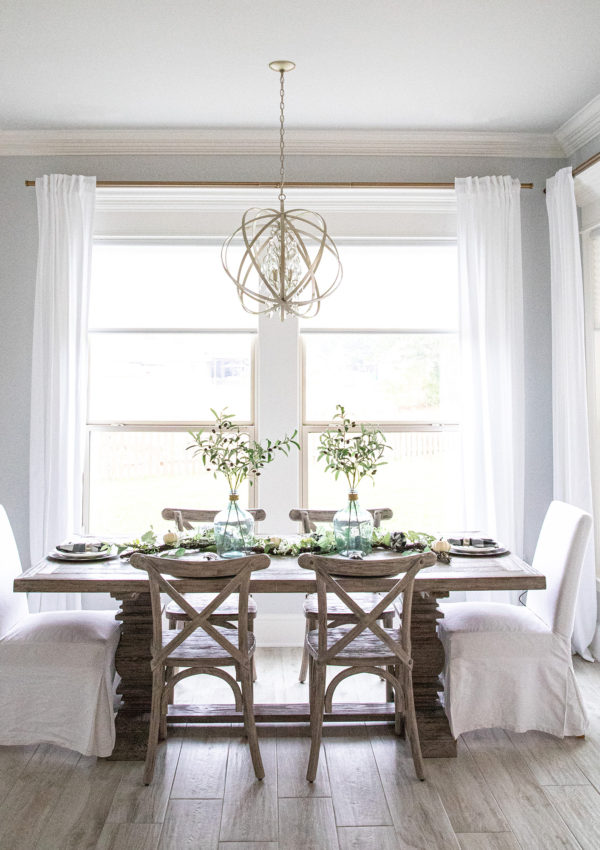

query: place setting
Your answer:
[48,538,117,562]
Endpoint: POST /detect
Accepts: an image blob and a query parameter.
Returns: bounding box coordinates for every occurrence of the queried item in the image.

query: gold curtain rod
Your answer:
[572,152,600,179]
[24,179,534,189]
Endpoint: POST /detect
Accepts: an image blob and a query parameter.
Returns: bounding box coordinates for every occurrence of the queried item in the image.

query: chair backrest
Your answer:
[526,500,592,638]
[162,507,267,532]
[130,551,269,667]
[289,508,393,534]
[298,550,434,665]
[0,505,29,638]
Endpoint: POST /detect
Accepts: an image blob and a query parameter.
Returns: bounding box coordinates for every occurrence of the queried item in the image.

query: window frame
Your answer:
[299,422,460,511]
[83,236,258,533]
[299,237,460,513]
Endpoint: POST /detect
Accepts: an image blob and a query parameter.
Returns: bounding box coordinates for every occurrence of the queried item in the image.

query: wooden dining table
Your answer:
[14,550,545,761]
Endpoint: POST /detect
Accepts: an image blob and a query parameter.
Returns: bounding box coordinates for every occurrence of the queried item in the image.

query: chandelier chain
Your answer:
[279,70,286,202]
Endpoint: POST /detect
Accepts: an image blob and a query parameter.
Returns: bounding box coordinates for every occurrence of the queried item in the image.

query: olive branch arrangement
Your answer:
[187,408,300,492]
[317,404,390,490]
[113,405,445,561]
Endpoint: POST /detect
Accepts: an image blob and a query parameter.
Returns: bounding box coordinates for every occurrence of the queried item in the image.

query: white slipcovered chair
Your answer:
[438,500,592,739]
[0,505,121,757]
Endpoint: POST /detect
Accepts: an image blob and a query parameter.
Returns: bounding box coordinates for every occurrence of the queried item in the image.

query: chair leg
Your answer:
[299,615,313,683]
[240,660,265,780]
[143,666,165,785]
[306,659,326,782]
[165,665,175,708]
[161,667,174,735]
[170,619,183,681]
[386,665,395,704]
[249,616,257,682]
[403,664,425,781]
[393,664,405,738]
[382,613,394,697]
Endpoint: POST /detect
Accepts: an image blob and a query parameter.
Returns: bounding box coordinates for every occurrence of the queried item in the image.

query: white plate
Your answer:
[451,544,499,553]
[50,549,115,562]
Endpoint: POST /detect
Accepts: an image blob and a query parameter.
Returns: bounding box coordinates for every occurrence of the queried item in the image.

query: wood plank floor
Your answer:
[1,649,600,849]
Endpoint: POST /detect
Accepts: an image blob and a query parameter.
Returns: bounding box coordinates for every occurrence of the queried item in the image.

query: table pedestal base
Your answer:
[108,591,154,761]
[108,588,456,761]
[410,590,456,757]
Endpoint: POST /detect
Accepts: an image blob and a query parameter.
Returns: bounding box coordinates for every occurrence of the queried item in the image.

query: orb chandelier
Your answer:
[221,60,343,320]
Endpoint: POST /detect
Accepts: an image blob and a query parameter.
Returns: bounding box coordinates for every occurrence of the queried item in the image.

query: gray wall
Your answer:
[0,152,565,565]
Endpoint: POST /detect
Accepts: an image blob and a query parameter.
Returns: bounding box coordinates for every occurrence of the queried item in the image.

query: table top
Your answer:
[14,550,545,595]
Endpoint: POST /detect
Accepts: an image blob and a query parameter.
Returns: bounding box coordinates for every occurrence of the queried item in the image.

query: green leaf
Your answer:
[160,547,186,559]
[141,528,157,545]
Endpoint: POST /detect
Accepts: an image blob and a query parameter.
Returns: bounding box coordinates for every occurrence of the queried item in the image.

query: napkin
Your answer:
[448,537,497,547]
[56,538,105,554]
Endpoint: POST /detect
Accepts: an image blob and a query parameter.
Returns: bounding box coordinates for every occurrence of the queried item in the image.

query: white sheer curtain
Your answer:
[455,176,525,602]
[29,175,96,612]
[546,166,597,660]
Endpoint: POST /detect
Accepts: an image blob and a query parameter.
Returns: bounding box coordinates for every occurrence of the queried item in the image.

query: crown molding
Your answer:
[95,186,457,214]
[555,95,600,157]
[0,127,564,158]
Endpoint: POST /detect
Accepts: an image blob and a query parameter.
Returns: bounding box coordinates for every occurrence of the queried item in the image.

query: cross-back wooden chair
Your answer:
[130,551,269,784]
[289,508,395,684]
[289,507,392,534]
[161,507,267,680]
[298,550,436,782]
[162,507,266,533]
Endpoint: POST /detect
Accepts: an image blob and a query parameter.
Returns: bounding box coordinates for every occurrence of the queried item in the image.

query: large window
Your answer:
[301,243,460,532]
[86,242,256,536]
[85,189,461,537]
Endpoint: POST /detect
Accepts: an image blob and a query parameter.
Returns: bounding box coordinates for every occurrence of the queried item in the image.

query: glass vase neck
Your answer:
[348,491,358,502]
[228,492,240,502]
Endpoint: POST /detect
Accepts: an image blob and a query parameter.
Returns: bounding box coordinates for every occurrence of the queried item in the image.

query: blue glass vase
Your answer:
[213,493,254,559]
[333,491,373,558]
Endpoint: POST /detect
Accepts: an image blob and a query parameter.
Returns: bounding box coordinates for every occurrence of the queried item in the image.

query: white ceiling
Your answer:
[1,0,599,134]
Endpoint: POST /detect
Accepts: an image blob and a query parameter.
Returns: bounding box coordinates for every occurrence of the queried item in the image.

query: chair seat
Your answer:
[306,624,401,665]
[439,602,551,635]
[438,602,555,664]
[0,610,121,647]
[166,593,257,622]
[303,592,394,619]
[163,626,256,666]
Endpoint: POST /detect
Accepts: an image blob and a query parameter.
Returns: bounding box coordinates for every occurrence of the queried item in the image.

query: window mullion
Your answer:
[256,314,300,534]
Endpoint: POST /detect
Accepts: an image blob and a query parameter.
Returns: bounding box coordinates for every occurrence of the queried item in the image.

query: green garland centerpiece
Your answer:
[187,408,299,558]
[117,525,435,560]
[318,405,390,558]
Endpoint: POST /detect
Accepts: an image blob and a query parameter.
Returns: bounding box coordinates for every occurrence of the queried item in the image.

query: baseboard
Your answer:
[253,614,305,648]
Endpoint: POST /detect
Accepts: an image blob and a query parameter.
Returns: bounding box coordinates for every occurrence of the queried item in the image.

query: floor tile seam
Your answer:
[478,779,585,850]
[443,744,512,834]
[540,784,596,850]
[344,725,422,834]
[0,750,85,845]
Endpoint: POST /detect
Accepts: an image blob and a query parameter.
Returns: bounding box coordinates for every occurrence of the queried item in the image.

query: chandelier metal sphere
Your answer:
[221,61,343,320]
